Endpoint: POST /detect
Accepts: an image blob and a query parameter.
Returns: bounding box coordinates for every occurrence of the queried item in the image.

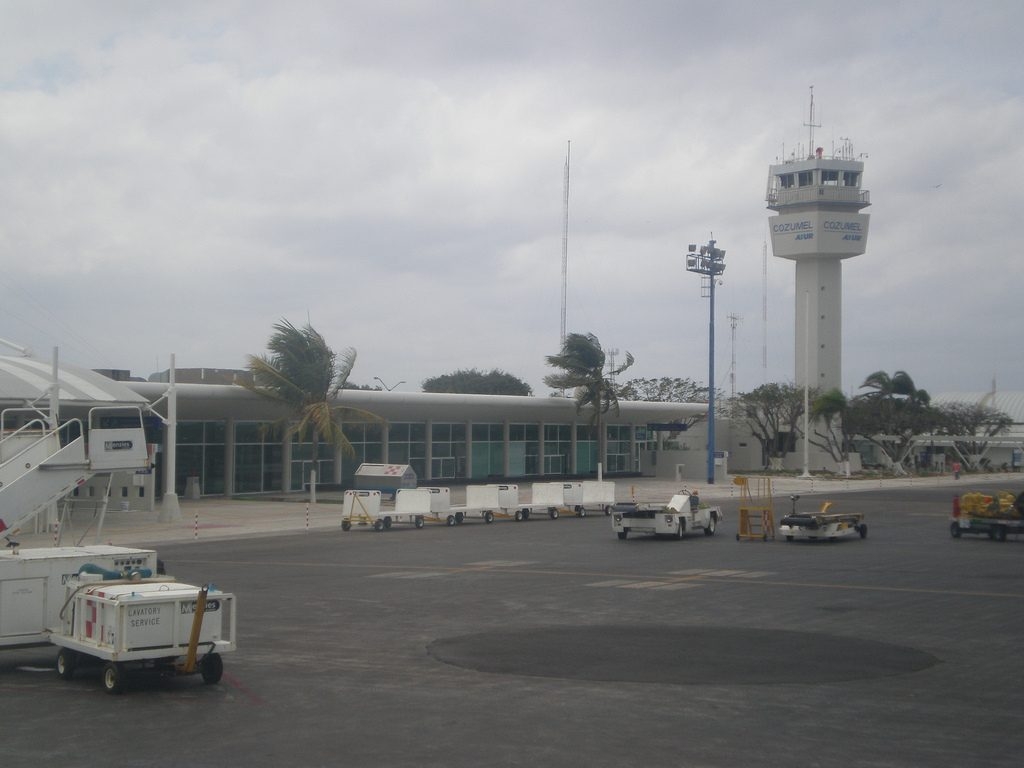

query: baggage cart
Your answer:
[950,491,1024,541]
[779,499,867,541]
[341,489,426,531]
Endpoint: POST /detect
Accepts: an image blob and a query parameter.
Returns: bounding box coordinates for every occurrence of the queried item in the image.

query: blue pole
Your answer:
[707,271,716,485]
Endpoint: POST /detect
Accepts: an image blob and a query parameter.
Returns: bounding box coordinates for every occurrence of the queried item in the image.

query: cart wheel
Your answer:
[859,523,868,539]
[383,516,393,530]
[373,520,384,532]
[514,509,523,522]
[603,505,612,516]
[950,522,961,538]
[446,515,456,527]
[56,648,77,680]
[455,512,465,525]
[522,509,531,520]
[617,530,628,540]
[484,511,494,524]
[200,653,224,685]
[579,508,587,518]
[549,508,559,520]
[415,516,424,529]
[341,520,351,531]
[103,662,126,695]
[704,513,717,536]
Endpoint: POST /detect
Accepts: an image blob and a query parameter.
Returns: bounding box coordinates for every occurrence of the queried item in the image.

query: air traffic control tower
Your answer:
[766,139,870,391]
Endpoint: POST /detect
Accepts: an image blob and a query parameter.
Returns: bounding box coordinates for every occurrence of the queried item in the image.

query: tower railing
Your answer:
[767,186,870,207]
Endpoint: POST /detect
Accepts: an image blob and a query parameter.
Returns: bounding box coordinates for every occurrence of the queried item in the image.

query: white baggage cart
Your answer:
[461,484,533,523]
[579,480,616,516]
[418,487,465,526]
[529,482,572,519]
[341,489,425,531]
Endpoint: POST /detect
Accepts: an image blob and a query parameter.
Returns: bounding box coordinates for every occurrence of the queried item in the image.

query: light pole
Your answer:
[374,377,405,392]
[686,239,726,485]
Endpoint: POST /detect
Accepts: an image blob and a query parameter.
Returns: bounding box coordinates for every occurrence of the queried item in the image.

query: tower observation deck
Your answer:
[766,143,870,391]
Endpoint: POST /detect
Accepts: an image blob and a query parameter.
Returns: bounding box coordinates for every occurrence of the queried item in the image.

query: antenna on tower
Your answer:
[762,238,768,379]
[727,314,741,398]
[560,140,570,347]
[803,85,821,158]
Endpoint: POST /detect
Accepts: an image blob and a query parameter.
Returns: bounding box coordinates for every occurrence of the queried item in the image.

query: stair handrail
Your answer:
[1,407,50,435]
[0,417,84,472]
[87,405,145,431]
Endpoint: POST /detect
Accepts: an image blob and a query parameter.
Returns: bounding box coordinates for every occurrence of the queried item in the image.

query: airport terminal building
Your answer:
[0,356,710,507]
[125,378,709,500]
[5,356,1020,513]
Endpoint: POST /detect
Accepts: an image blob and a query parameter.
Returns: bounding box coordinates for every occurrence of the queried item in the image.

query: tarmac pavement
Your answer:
[5,472,1024,768]
[10,471,1002,548]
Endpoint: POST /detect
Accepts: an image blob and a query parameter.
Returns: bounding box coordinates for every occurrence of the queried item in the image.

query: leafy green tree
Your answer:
[933,401,1013,470]
[422,368,532,396]
[618,377,708,403]
[809,388,854,472]
[543,332,634,470]
[245,319,379,462]
[736,383,806,469]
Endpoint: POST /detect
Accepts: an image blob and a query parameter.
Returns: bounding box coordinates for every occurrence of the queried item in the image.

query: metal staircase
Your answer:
[0,406,150,542]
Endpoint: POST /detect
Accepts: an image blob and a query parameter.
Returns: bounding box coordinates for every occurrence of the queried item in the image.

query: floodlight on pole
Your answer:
[685,238,726,484]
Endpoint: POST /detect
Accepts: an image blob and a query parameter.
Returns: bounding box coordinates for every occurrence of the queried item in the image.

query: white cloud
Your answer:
[1,0,1022,397]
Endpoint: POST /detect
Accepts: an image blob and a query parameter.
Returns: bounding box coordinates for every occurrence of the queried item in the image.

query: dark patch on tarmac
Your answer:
[427,625,940,685]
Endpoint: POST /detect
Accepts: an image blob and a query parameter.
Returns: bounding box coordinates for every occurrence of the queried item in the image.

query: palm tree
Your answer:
[856,370,934,474]
[245,319,378,482]
[543,332,634,473]
[859,370,930,406]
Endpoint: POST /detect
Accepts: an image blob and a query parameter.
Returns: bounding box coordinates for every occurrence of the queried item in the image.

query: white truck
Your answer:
[0,544,160,648]
[611,491,721,540]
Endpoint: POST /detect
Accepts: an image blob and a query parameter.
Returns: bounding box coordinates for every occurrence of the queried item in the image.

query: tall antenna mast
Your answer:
[727,314,741,398]
[803,85,821,157]
[560,140,571,347]
[762,238,768,378]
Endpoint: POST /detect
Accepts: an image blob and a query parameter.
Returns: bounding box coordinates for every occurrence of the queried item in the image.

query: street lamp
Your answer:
[374,377,405,392]
[686,238,726,484]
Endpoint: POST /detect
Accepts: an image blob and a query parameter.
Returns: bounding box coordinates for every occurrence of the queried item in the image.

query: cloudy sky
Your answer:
[1,1,1021,398]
